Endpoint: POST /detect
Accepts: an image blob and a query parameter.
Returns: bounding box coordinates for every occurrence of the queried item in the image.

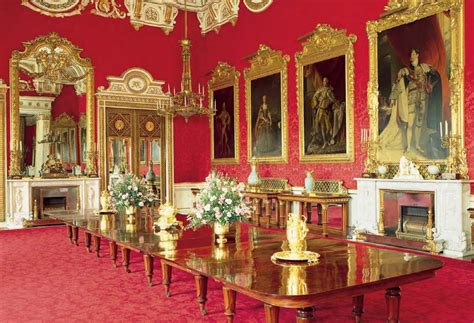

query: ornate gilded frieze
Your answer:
[21,0,126,19]
[366,0,467,178]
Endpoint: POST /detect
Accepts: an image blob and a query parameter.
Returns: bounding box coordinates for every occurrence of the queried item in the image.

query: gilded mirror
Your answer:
[9,32,96,178]
[296,24,356,162]
[366,0,467,178]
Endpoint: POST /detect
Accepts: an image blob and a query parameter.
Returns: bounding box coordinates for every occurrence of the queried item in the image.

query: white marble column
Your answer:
[35,114,51,177]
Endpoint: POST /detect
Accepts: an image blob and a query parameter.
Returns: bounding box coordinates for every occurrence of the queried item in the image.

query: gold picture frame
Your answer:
[296,24,356,163]
[366,0,467,178]
[208,62,240,165]
[245,44,289,163]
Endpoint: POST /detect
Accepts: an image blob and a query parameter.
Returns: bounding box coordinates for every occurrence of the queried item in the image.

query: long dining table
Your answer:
[46,209,443,322]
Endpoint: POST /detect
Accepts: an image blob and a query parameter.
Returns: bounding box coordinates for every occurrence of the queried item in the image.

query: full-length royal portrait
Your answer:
[245,44,288,163]
[296,24,355,162]
[376,14,450,162]
[209,62,240,165]
[213,86,235,159]
[365,0,467,181]
[250,73,282,158]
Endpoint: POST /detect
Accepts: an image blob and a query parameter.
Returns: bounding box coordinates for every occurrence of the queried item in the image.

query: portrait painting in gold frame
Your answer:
[366,0,467,178]
[296,24,356,162]
[208,62,240,165]
[245,44,289,163]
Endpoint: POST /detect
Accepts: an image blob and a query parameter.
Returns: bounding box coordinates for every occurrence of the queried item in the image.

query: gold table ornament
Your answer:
[271,213,320,264]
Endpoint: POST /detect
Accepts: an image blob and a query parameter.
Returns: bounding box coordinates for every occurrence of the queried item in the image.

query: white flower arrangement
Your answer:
[109,172,157,211]
[187,172,251,229]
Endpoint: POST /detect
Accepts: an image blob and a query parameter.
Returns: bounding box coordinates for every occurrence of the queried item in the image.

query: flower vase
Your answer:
[214,222,230,246]
[247,159,259,187]
[304,171,314,194]
[125,205,137,225]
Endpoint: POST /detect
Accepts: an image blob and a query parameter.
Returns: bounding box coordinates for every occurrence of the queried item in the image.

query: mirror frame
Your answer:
[0,80,8,221]
[9,32,97,178]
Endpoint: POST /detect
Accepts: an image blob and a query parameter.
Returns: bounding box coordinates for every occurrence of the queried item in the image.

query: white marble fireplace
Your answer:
[355,178,473,257]
[6,177,100,227]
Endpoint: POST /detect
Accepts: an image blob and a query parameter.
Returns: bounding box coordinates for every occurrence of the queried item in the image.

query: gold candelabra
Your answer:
[361,128,378,178]
[440,133,468,179]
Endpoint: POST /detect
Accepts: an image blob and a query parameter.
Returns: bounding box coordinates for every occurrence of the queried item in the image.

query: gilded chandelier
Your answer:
[157,0,214,122]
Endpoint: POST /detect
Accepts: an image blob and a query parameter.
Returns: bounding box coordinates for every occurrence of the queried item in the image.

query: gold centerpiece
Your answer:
[155,202,183,231]
[213,222,230,246]
[271,213,320,264]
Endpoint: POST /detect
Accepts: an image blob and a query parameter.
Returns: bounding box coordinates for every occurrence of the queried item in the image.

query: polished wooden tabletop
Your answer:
[44,209,287,255]
[158,236,443,303]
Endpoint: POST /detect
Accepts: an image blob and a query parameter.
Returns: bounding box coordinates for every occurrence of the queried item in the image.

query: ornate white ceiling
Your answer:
[21,0,274,35]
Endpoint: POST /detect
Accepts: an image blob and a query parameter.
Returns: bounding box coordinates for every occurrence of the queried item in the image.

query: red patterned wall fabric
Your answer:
[1,1,473,188]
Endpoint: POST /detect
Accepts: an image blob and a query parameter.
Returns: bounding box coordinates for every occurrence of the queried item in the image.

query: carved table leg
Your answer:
[342,202,349,237]
[66,225,72,243]
[275,200,280,227]
[296,306,315,322]
[352,295,364,323]
[161,261,172,297]
[109,241,117,267]
[386,287,401,323]
[93,235,101,257]
[223,286,237,323]
[84,232,92,253]
[306,202,312,224]
[264,303,280,323]
[72,226,79,246]
[284,201,291,227]
[278,200,285,228]
[144,255,154,287]
[264,199,271,226]
[321,204,329,237]
[255,199,262,225]
[194,274,208,315]
[121,247,131,273]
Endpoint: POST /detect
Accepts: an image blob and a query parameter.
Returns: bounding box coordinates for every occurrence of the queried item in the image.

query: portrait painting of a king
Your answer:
[377,13,451,162]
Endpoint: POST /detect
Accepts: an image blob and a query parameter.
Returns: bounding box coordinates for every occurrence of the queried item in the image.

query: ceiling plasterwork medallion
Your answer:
[243,0,273,13]
[21,0,88,17]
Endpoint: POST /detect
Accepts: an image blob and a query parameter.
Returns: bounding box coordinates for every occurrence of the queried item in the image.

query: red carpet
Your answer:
[1,226,473,322]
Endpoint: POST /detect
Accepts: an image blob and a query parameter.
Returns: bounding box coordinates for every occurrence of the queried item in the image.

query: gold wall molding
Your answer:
[244,44,289,163]
[295,24,356,163]
[9,32,97,178]
[0,80,8,221]
[96,67,174,202]
[208,62,240,165]
[366,0,467,178]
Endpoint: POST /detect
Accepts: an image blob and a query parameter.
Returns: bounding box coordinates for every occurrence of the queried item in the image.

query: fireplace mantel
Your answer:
[6,177,100,227]
[355,178,473,257]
